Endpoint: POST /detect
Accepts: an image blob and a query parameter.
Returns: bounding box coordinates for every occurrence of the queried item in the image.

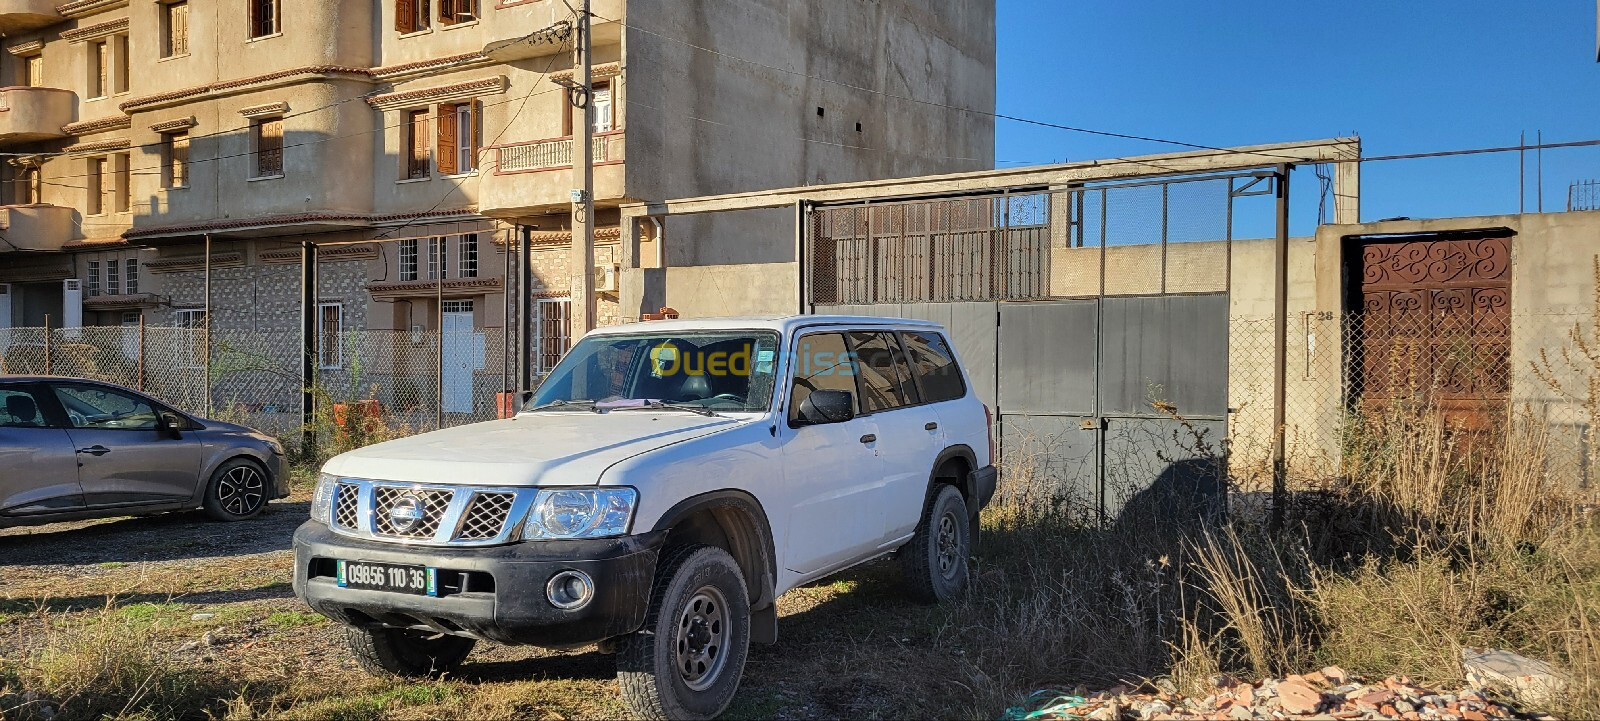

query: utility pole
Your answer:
[568,0,597,336]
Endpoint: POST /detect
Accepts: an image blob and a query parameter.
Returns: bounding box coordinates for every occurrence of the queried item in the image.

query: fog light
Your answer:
[546,570,594,610]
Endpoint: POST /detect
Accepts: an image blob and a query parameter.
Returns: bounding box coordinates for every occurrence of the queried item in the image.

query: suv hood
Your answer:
[322,411,743,486]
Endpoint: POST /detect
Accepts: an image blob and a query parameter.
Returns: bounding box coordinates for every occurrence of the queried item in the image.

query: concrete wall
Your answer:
[621,262,799,320]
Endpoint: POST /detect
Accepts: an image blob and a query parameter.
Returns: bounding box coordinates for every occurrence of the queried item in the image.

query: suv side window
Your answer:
[847,331,919,412]
[900,330,965,403]
[789,332,859,423]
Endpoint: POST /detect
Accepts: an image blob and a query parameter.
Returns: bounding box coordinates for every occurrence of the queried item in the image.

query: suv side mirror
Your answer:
[795,390,855,426]
[158,411,185,439]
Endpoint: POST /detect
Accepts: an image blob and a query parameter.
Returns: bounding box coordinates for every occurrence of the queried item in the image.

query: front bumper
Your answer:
[292,521,665,647]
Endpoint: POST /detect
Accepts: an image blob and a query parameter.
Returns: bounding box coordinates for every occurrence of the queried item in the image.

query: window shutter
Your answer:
[396,0,414,33]
[436,104,458,176]
[172,3,189,55]
[408,110,430,178]
[439,0,454,23]
[258,118,283,176]
[466,102,479,171]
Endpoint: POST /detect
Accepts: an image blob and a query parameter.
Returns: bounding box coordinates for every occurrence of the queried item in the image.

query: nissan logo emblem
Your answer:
[388,495,426,533]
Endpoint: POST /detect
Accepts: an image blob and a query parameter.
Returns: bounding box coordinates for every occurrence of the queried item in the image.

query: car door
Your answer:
[778,330,888,576]
[46,381,206,508]
[847,330,941,543]
[0,382,85,516]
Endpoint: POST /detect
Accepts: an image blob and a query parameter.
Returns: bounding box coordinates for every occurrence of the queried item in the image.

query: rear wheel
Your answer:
[618,545,750,720]
[201,458,269,521]
[899,484,971,603]
[344,626,476,678]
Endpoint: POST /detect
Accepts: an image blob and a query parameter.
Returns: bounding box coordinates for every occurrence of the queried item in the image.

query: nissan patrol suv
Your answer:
[292,315,997,720]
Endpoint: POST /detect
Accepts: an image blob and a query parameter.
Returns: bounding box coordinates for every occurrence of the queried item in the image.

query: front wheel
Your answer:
[899,484,971,604]
[201,458,269,521]
[617,545,751,721]
[344,626,475,678]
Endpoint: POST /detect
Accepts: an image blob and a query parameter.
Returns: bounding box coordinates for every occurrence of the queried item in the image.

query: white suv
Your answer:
[292,316,996,720]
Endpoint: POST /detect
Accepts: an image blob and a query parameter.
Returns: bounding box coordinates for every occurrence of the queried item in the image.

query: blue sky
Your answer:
[995,0,1600,231]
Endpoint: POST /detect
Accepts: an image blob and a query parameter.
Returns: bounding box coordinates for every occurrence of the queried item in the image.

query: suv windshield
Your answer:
[527,331,782,413]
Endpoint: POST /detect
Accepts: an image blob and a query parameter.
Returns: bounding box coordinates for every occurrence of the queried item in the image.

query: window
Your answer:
[458,234,478,278]
[112,34,128,93]
[0,386,49,428]
[847,331,918,412]
[250,0,278,38]
[592,82,613,133]
[439,0,477,25]
[89,39,107,97]
[253,117,283,177]
[51,383,159,430]
[428,237,447,279]
[22,54,41,87]
[120,311,140,325]
[10,165,39,205]
[173,308,206,366]
[399,238,419,280]
[86,261,101,297]
[901,331,965,403]
[86,157,106,214]
[124,258,138,295]
[112,153,130,212]
[162,1,189,57]
[789,332,858,423]
[436,102,477,175]
[105,256,119,295]
[441,299,473,314]
[403,109,430,179]
[565,81,614,136]
[535,298,570,373]
[318,303,343,369]
[164,131,189,188]
[395,0,430,33]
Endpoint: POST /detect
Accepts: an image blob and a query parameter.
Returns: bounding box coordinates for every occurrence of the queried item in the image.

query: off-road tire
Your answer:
[899,484,971,604]
[343,625,476,678]
[201,458,270,522]
[617,544,751,720]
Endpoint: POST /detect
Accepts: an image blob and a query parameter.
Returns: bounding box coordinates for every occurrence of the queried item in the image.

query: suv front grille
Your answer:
[458,492,516,540]
[372,486,454,539]
[323,479,531,547]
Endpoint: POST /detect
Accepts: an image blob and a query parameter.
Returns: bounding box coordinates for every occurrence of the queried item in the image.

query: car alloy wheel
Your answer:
[217,464,265,516]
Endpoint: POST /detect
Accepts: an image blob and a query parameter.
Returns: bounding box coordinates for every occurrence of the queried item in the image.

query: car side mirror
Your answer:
[158,412,184,439]
[795,390,855,426]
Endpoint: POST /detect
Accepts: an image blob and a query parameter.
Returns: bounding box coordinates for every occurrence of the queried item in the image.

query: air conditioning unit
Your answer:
[62,279,83,331]
[593,263,619,293]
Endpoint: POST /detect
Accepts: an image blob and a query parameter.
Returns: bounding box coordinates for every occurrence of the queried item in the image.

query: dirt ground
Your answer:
[0,488,978,720]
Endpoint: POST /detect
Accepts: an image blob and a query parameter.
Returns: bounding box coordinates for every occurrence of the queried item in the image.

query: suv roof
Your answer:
[585,315,943,337]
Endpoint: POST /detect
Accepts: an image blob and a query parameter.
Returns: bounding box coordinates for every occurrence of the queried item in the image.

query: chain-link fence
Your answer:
[0,324,522,446]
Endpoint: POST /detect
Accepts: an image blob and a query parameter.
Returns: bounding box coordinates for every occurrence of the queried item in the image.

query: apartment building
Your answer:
[0,0,995,380]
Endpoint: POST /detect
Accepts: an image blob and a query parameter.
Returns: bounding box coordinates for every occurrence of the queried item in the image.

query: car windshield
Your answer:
[526,331,782,413]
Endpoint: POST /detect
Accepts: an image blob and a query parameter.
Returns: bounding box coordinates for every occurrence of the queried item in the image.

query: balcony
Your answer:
[0,0,62,34]
[0,87,73,145]
[480,131,627,217]
[0,204,73,252]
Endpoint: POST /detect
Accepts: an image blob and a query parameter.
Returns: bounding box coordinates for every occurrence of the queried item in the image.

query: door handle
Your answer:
[77,445,111,456]
[925,422,939,431]
[859,434,876,444]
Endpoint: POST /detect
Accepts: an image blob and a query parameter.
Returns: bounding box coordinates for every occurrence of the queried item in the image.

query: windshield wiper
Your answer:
[526,399,603,413]
[635,401,721,418]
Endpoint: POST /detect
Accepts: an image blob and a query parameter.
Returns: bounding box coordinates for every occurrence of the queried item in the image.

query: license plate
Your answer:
[336,560,438,596]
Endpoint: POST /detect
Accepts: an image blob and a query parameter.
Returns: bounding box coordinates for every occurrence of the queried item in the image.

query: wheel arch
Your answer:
[930,444,978,511]
[197,452,272,505]
[650,490,777,611]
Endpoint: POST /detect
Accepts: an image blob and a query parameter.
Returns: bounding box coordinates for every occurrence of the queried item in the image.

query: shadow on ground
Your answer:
[0,500,307,567]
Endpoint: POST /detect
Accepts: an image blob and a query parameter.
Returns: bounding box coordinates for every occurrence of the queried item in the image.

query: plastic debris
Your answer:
[1004,671,1544,720]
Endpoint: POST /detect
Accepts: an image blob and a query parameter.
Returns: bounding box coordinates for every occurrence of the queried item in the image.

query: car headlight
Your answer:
[311,473,337,524]
[523,488,637,540]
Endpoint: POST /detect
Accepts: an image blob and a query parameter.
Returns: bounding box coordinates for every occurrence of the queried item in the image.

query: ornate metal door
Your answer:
[1350,235,1512,427]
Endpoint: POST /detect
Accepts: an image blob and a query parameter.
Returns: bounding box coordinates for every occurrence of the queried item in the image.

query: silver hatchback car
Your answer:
[0,376,288,527]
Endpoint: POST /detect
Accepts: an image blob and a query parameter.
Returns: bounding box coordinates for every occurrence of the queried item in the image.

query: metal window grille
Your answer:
[535,298,571,373]
[85,261,100,297]
[105,257,119,295]
[254,118,283,177]
[318,303,342,369]
[399,238,419,281]
[458,234,477,278]
[441,299,473,313]
[124,258,138,295]
[1570,180,1600,212]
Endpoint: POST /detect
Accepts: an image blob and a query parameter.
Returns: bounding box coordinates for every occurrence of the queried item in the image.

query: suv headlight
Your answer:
[523,488,637,540]
[311,473,337,524]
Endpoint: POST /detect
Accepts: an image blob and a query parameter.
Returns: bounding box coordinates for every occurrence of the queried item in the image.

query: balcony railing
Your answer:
[495,131,623,174]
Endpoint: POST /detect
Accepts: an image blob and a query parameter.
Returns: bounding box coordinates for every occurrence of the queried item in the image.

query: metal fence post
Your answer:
[42,313,51,375]
[518,224,533,393]
[1270,164,1292,533]
[137,314,145,391]
[301,241,317,452]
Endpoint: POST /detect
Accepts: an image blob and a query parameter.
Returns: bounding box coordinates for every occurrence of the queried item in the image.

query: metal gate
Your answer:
[809,171,1282,521]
